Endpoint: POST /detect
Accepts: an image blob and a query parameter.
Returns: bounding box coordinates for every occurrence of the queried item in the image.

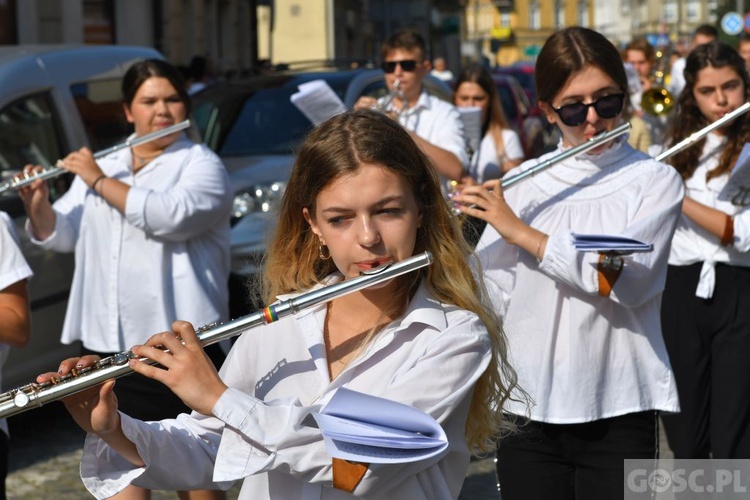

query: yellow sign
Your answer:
[491,27,512,40]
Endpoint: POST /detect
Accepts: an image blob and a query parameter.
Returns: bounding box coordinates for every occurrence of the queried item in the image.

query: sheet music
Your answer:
[310,387,449,464]
[458,107,483,153]
[572,233,653,254]
[290,80,347,126]
[718,142,750,206]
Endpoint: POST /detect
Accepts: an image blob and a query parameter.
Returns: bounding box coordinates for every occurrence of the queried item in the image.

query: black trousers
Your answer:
[82,343,226,421]
[0,430,6,500]
[660,263,750,458]
[496,411,658,500]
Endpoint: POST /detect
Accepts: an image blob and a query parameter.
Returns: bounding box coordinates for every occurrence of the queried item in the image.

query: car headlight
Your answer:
[232,181,287,221]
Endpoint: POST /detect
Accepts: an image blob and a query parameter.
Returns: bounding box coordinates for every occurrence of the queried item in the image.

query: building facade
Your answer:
[0,0,465,77]
[465,0,722,67]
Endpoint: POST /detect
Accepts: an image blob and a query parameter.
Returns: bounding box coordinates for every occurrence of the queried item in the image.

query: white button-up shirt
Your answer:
[467,129,524,183]
[27,135,231,352]
[382,90,469,169]
[476,137,683,423]
[667,132,750,298]
[0,211,33,437]
[80,282,491,499]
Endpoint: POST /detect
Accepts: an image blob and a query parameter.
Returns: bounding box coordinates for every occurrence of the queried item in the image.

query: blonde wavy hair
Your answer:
[263,109,519,451]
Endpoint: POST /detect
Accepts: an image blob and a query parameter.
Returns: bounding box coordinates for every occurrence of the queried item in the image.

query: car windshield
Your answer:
[194,72,356,156]
[496,85,518,121]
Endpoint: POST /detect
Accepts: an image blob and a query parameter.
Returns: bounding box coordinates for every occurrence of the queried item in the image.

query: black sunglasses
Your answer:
[382,60,418,73]
[552,93,625,126]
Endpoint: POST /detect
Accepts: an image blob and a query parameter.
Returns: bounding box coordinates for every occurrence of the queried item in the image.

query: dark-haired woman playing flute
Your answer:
[659,41,750,460]
[455,26,684,499]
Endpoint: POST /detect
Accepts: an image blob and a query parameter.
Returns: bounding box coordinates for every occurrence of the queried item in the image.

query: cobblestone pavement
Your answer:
[7,403,671,499]
[6,403,499,499]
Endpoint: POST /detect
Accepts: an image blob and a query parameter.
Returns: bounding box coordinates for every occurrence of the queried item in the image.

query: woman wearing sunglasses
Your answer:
[454,26,684,499]
[659,41,750,460]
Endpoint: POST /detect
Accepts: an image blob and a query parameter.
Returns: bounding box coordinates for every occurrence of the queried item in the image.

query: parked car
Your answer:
[494,61,538,110]
[191,68,454,316]
[491,73,546,158]
[494,62,557,153]
[0,45,163,390]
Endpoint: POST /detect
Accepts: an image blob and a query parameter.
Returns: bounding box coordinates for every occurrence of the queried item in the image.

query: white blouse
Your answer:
[667,132,750,299]
[80,282,491,499]
[476,137,683,423]
[0,211,33,437]
[467,129,524,184]
[27,135,232,352]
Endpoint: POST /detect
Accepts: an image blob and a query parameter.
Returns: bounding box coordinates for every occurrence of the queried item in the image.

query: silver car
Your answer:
[0,45,163,389]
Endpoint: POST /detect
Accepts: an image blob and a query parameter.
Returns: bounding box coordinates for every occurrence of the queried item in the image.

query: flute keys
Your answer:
[13,391,30,408]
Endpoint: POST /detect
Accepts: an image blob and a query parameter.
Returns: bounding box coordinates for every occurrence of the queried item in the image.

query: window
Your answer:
[500,12,511,28]
[0,93,64,182]
[686,0,700,22]
[530,2,540,30]
[577,0,589,27]
[663,0,677,23]
[555,0,565,29]
[70,80,130,152]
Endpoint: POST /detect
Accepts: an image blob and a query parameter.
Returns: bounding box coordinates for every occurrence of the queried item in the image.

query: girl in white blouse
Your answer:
[659,41,750,459]
[19,59,230,500]
[454,27,684,499]
[453,63,524,185]
[42,110,518,500]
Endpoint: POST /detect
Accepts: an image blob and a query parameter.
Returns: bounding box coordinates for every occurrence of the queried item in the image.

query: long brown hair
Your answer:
[663,41,750,181]
[263,109,519,450]
[454,64,511,156]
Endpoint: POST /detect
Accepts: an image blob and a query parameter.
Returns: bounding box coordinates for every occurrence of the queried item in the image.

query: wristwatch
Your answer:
[600,253,623,272]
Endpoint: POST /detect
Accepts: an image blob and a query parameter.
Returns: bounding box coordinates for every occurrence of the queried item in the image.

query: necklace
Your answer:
[132,149,161,167]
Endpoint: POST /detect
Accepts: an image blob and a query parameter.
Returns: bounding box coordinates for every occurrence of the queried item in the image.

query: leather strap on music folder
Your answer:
[332,458,369,492]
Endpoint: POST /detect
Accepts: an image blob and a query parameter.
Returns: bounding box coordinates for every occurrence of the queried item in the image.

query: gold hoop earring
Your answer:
[319,244,331,260]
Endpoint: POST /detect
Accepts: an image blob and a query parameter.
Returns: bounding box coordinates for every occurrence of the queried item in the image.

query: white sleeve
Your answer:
[539,166,685,307]
[80,412,233,497]
[25,175,90,252]
[125,147,231,242]
[502,129,525,160]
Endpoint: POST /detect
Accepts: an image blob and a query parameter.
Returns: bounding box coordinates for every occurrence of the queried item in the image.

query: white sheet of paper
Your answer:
[718,143,750,205]
[310,387,449,464]
[458,107,483,153]
[290,80,347,126]
[572,233,653,254]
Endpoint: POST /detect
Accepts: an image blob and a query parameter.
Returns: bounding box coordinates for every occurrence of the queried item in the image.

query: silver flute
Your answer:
[654,101,750,162]
[450,122,631,213]
[501,121,632,188]
[0,119,191,194]
[0,251,434,419]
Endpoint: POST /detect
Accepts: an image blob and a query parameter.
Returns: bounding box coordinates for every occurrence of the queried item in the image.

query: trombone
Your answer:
[0,120,191,194]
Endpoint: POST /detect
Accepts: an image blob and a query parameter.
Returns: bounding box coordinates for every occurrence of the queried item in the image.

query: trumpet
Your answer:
[0,251,434,419]
[0,120,191,194]
[374,80,408,123]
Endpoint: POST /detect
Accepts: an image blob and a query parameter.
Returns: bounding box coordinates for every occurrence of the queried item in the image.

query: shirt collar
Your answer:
[275,274,447,332]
